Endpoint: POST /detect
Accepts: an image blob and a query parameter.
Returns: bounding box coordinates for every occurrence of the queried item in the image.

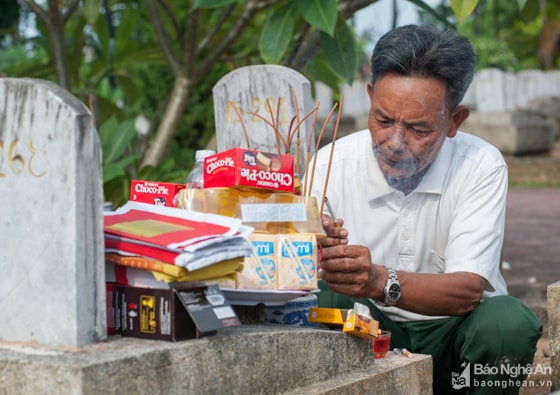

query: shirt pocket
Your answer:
[430,250,445,273]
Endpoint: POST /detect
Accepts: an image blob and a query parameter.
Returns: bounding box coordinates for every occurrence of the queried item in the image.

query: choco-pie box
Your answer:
[130,180,185,207]
[203,148,295,192]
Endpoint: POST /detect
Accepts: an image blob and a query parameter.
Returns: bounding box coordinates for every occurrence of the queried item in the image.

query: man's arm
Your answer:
[319,242,486,317]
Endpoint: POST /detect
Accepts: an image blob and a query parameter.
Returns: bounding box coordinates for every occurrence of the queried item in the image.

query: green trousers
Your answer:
[316,281,543,395]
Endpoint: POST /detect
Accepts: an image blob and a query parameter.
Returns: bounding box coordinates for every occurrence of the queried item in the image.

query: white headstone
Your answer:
[461,83,477,110]
[545,70,560,97]
[340,81,369,117]
[503,72,517,111]
[213,65,315,176]
[0,79,105,348]
[473,68,508,112]
[516,70,546,109]
[313,82,333,119]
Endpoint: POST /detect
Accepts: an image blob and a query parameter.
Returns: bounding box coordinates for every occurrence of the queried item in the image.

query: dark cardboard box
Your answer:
[106,283,241,341]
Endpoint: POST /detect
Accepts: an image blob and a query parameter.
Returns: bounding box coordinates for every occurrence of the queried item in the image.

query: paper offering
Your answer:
[240,203,307,223]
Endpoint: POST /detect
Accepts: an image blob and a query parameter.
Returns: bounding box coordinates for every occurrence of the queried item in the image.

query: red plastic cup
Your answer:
[373,330,392,359]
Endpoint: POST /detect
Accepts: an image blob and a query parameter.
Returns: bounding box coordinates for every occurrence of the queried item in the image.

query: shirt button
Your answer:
[401,232,410,241]
[401,209,409,217]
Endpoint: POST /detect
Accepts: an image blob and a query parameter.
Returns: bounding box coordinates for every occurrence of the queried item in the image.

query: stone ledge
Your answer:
[282,352,433,395]
[0,325,432,395]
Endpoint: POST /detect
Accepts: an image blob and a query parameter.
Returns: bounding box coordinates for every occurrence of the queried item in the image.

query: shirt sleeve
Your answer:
[443,162,508,292]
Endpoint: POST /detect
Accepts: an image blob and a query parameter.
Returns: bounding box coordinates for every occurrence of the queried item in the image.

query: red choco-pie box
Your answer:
[130,180,185,207]
[204,148,295,192]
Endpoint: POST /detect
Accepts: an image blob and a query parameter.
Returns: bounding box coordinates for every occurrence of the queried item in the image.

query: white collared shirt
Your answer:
[308,129,508,321]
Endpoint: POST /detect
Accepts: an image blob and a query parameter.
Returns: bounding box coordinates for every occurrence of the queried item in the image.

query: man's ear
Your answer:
[367,82,374,100]
[447,105,470,138]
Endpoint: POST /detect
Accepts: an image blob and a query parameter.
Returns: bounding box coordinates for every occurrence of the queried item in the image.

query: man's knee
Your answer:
[458,295,543,362]
[470,295,542,337]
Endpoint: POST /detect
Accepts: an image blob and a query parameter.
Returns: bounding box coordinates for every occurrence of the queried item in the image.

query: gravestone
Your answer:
[473,68,510,112]
[545,70,560,97]
[516,70,546,109]
[213,65,315,176]
[0,78,105,348]
[527,95,560,140]
[341,80,369,117]
[461,110,556,155]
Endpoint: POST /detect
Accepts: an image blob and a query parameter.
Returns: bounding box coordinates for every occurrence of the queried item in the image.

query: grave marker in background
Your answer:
[0,78,105,348]
[213,65,315,176]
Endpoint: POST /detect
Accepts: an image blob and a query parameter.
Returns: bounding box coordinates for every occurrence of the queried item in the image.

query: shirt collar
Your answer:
[414,137,453,195]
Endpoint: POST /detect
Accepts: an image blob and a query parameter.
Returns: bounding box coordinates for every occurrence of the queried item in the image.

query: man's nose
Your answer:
[387,125,407,151]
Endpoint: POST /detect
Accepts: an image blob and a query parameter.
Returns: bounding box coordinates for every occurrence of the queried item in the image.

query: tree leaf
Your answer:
[297,0,337,36]
[302,56,341,94]
[406,0,453,27]
[98,116,137,165]
[114,4,140,54]
[450,0,479,25]
[320,16,357,84]
[83,0,103,26]
[103,162,126,183]
[113,75,139,105]
[113,43,166,67]
[519,0,540,20]
[259,3,296,64]
[192,0,238,10]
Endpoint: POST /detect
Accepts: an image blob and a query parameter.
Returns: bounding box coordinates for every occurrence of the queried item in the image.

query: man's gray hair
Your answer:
[370,24,476,111]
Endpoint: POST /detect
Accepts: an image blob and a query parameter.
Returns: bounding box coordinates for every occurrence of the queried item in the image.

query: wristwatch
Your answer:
[384,268,401,305]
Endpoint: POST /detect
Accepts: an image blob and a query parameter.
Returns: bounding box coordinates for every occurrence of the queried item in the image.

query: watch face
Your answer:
[388,283,401,302]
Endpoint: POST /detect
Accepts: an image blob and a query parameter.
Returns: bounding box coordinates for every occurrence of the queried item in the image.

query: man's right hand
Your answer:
[317,214,348,248]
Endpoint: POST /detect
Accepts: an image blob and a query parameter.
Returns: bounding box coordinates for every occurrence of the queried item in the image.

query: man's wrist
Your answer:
[371,264,389,301]
[383,267,402,305]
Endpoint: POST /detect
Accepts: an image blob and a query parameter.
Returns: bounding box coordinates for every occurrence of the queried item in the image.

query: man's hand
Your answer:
[319,244,386,300]
[317,214,348,248]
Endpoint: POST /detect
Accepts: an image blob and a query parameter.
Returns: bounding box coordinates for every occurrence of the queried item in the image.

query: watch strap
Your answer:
[384,268,401,305]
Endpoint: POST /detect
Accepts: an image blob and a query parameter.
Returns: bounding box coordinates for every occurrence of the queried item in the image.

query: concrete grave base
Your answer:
[461,111,556,155]
[0,325,432,395]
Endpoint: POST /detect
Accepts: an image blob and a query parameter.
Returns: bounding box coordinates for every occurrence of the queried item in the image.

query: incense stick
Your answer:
[249,111,289,149]
[265,98,282,154]
[319,96,344,215]
[305,102,338,197]
[275,95,282,149]
[286,107,318,152]
[230,101,251,149]
[304,104,319,197]
[290,87,301,157]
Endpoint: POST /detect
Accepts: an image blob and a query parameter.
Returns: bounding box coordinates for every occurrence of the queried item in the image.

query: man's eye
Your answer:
[376,119,392,126]
[411,128,431,136]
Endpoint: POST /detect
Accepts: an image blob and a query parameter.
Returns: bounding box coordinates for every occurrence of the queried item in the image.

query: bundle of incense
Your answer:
[303,95,344,209]
[304,102,338,197]
[319,95,344,215]
[230,101,252,149]
[227,93,344,207]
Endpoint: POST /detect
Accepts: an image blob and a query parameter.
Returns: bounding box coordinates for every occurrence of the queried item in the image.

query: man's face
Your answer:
[367,73,467,181]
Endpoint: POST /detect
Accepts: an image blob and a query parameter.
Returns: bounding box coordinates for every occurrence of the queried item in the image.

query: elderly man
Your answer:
[309,24,542,394]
